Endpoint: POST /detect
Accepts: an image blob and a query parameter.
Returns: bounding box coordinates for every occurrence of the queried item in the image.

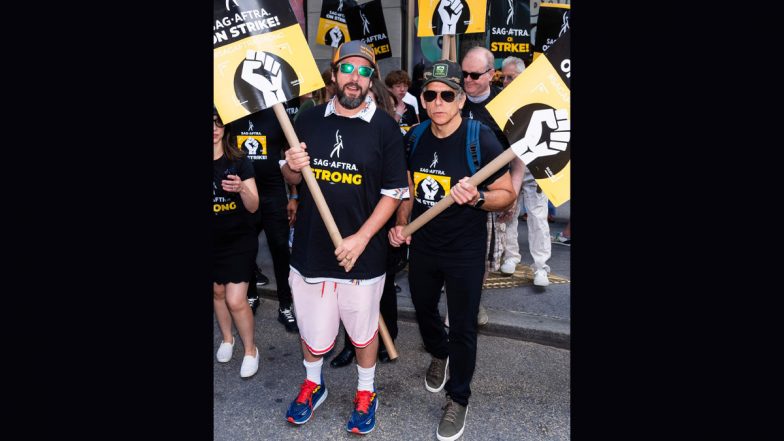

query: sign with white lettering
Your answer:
[214,0,324,123]
[488,0,531,61]
[316,0,357,47]
[345,0,392,60]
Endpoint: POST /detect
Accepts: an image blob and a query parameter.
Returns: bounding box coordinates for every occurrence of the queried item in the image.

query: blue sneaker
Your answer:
[346,389,378,435]
[286,378,328,425]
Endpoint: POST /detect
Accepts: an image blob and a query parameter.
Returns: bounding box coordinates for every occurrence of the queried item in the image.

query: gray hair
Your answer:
[501,56,525,74]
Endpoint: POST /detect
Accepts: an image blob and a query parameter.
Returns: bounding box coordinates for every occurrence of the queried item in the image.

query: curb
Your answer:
[257,287,570,350]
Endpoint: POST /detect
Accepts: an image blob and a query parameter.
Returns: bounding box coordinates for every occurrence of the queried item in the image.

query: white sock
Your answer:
[357,364,376,392]
[303,358,323,384]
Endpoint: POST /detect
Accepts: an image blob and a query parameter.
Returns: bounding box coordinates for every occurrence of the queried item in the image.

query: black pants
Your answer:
[247,192,293,307]
[408,248,484,407]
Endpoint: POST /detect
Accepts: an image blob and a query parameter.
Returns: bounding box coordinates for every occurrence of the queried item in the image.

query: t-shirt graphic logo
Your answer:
[430,152,439,168]
[468,110,474,119]
[337,0,344,12]
[560,11,570,36]
[244,138,261,155]
[225,0,239,11]
[506,0,514,25]
[248,121,255,131]
[330,130,344,158]
[421,176,440,200]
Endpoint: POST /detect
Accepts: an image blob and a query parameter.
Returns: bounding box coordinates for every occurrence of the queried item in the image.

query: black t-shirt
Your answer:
[406,119,508,258]
[398,102,419,129]
[290,103,409,280]
[213,155,256,233]
[461,86,510,149]
[232,107,288,195]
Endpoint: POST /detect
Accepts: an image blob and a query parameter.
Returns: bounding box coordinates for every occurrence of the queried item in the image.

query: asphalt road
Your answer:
[214,302,570,440]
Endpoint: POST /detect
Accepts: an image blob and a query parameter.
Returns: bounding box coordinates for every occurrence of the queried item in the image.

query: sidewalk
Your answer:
[256,202,570,349]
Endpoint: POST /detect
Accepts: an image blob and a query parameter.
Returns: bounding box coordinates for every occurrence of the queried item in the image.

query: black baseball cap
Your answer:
[422,60,463,90]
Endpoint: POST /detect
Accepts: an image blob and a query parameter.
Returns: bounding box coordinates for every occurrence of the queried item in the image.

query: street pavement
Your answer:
[214,201,571,440]
[214,304,570,440]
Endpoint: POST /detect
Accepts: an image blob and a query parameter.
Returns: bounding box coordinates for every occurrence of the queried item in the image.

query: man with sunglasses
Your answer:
[388,59,516,441]
[460,47,528,316]
[281,40,409,435]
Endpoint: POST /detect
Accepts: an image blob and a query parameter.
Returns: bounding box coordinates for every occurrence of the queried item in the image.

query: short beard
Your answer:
[337,83,367,109]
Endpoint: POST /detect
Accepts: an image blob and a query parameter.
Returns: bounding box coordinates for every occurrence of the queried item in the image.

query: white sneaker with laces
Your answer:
[216,337,235,363]
[240,346,260,378]
[533,269,550,287]
[500,260,517,275]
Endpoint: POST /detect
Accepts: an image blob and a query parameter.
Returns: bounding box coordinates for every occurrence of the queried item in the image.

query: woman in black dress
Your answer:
[213,108,261,378]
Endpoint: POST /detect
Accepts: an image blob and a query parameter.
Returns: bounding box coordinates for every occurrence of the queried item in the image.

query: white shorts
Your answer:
[289,272,385,356]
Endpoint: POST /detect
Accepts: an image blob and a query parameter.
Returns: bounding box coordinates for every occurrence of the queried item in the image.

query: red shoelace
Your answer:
[354,390,375,414]
[296,379,319,405]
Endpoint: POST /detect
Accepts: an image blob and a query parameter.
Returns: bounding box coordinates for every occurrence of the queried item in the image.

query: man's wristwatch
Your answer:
[473,190,486,209]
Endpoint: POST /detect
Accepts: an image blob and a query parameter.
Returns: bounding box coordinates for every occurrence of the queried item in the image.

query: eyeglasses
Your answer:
[422,90,457,103]
[338,62,375,78]
[213,118,224,128]
[462,68,492,80]
[500,75,516,83]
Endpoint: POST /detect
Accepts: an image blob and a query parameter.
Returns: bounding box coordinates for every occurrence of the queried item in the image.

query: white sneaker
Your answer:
[500,261,517,275]
[240,346,260,378]
[533,269,550,287]
[216,337,235,363]
[477,304,488,326]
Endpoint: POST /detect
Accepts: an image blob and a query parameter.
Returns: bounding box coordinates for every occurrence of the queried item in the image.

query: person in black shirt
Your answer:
[233,105,300,332]
[329,76,407,368]
[280,41,408,434]
[388,60,516,441]
[213,108,261,378]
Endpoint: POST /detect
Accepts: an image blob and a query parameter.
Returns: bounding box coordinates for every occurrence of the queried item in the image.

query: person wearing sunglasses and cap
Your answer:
[388,60,516,441]
[280,40,409,435]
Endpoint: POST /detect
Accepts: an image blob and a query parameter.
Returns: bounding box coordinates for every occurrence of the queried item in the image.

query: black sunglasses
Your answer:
[462,68,492,80]
[422,90,457,103]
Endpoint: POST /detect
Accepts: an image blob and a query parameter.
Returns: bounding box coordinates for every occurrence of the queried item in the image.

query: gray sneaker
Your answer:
[425,356,449,392]
[437,398,468,441]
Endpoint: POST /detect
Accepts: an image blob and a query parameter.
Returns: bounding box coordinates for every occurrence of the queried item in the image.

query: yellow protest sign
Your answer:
[486,30,570,206]
[417,0,487,36]
[316,0,356,47]
[214,0,324,124]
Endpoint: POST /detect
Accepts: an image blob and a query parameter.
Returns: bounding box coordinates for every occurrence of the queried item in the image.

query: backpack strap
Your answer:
[465,119,481,175]
[406,119,432,158]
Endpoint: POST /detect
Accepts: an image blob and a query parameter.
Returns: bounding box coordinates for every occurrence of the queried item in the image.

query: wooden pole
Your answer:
[441,34,450,60]
[272,102,399,360]
[449,35,457,62]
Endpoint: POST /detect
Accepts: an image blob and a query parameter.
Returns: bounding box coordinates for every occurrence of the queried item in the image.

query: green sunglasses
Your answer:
[338,62,375,78]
